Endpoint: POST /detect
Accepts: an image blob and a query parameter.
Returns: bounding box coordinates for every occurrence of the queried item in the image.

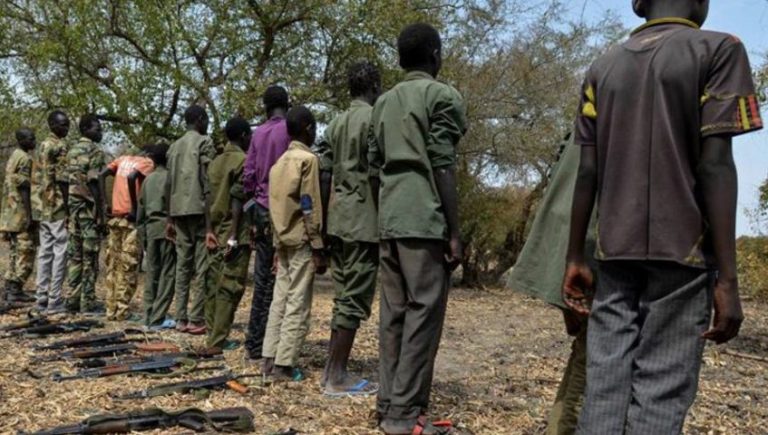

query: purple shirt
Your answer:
[244,116,290,209]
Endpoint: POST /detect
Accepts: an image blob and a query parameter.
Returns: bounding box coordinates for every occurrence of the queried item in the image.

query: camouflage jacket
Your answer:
[36,133,70,221]
[65,137,105,204]
[0,148,33,232]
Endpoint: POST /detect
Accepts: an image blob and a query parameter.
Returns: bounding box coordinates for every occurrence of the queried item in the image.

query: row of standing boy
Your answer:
[1,23,465,434]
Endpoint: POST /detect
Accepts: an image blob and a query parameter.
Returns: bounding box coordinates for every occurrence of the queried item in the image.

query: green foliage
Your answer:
[736,237,768,301]
[0,0,625,287]
[0,0,438,142]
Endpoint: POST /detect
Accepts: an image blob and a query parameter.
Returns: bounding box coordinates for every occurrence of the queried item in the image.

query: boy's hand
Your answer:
[312,249,328,275]
[165,221,176,243]
[445,236,463,271]
[205,232,219,251]
[1,231,10,242]
[562,261,594,316]
[703,279,743,344]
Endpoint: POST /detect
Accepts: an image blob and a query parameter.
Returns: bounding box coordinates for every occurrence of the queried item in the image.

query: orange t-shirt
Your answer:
[108,156,155,217]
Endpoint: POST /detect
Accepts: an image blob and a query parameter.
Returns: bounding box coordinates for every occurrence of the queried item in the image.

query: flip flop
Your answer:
[323,379,379,398]
[221,339,241,351]
[149,319,177,331]
[412,416,453,435]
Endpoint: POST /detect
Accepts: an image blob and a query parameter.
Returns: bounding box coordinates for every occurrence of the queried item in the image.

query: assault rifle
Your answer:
[0,316,48,332]
[75,349,222,369]
[23,407,255,434]
[34,331,127,351]
[32,342,180,363]
[1,319,101,339]
[0,301,32,315]
[52,356,225,381]
[113,373,252,400]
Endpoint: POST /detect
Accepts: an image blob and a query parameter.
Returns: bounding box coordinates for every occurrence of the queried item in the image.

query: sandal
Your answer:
[412,416,453,435]
[323,379,379,398]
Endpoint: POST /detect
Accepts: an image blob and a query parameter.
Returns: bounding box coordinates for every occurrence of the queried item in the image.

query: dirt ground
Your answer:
[1,269,767,434]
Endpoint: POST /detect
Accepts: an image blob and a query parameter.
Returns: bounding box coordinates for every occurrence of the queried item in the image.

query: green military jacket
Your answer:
[369,70,467,240]
[166,130,216,217]
[208,143,248,245]
[36,133,70,221]
[0,148,33,233]
[504,137,597,308]
[65,137,105,204]
[137,166,169,243]
[317,100,378,243]
[31,150,42,222]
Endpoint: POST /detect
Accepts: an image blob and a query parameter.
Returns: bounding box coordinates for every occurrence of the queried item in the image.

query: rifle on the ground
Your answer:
[75,349,222,369]
[0,316,48,332]
[113,373,252,400]
[0,301,32,315]
[23,407,255,434]
[32,341,181,363]
[52,356,225,381]
[34,331,127,351]
[1,319,101,338]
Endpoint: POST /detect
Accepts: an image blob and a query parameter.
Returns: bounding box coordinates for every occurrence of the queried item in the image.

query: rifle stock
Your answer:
[34,332,126,351]
[113,374,249,400]
[25,407,255,434]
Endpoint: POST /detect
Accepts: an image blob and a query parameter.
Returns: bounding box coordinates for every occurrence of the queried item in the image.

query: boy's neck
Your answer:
[645,6,699,24]
[404,66,436,78]
[353,94,375,106]
[268,109,287,120]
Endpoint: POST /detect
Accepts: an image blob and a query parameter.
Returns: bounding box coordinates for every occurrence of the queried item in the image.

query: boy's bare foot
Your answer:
[324,376,378,397]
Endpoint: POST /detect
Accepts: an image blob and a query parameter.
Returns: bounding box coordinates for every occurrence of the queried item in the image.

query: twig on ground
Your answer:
[722,349,768,363]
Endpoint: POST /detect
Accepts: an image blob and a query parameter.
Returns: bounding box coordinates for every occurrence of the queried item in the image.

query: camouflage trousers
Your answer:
[205,246,251,349]
[104,217,140,320]
[5,230,36,286]
[66,201,101,312]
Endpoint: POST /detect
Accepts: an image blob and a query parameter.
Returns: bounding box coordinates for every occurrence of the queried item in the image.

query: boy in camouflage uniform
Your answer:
[99,147,154,320]
[204,117,252,351]
[65,114,106,314]
[1,128,38,303]
[34,111,71,313]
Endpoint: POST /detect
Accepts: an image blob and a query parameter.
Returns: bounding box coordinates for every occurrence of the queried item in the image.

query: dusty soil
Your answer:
[1,270,767,434]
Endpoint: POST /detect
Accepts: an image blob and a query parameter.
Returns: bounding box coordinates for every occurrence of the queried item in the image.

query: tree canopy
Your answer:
[0,0,623,284]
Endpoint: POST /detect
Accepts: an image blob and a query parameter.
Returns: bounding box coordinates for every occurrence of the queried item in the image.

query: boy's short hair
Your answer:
[348,61,381,97]
[285,106,315,139]
[225,117,251,142]
[15,127,33,143]
[184,105,207,125]
[145,143,169,166]
[263,85,289,113]
[78,113,100,134]
[47,110,67,126]
[397,23,441,70]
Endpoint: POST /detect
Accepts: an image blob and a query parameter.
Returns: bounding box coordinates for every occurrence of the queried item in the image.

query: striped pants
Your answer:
[577,261,713,435]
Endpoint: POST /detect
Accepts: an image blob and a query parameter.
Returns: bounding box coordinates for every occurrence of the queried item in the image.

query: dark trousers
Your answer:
[577,261,713,435]
[377,238,449,421]
[245,205,276,358]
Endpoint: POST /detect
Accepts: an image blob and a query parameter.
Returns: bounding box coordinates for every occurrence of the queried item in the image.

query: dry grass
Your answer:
[1,267,767,434]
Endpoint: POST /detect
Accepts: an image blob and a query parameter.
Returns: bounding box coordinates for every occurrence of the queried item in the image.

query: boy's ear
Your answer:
[632,0,646,18]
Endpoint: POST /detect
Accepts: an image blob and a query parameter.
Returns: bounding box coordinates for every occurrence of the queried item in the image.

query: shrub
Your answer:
[736,236,768,301]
